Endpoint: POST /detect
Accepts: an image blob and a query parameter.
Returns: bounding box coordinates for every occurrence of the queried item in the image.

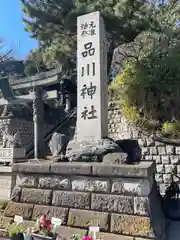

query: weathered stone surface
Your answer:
[93,162,154,178]
[166,145,175,155]
[177,165,180,174]
[32,205,68,224]
[72,178,109,192]
[111,179,151,196]
[21,188,52,205]
[149,147,157,155]
[10,186,22,202]
[159,183,166,195]
[176,146,180,155]
[144,156,153,161]
[56,226,86,240]
[12,163,50,173]
[38,176,70,190]
[16,174,38,187]
[91,194,133,214]
[111,214,152,237]
[163,174,171,183]
[103,152,128,164]
[138,139,146,147]
[164,164,174,174]
[4,202,33,219]
[170,155,180,164]
[56,226,147,240]
[66,138,122,161]
[68,209,109,231]
[134,197,148,216]
[96,232,134,240]
[0,229,8,237]
[161,155,170,164]
[155,174,163,183]
[49,132,67,157]
[51,163,91,175]
[141,147,149,156]
[146,138,154,147]
[153,155,161,164]
[156,165,164,174]
[0,216,13,229]
[155,141,164,146]
[157,147,166,155]
[52,191,90,209]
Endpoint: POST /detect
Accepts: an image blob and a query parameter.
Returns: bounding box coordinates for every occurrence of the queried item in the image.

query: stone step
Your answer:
[0,213,149,240]
[56,226,150,240]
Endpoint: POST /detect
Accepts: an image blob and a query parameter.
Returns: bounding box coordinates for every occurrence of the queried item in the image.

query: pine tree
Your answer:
[21,0,157,73]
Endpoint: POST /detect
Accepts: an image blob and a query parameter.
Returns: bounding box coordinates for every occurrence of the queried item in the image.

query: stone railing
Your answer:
[3,161,166,240]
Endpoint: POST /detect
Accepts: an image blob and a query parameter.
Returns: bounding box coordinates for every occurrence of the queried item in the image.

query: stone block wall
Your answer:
[108,101,180,194]
[0,166,16,200]
[0,118,53,149]
[4,161,166,240]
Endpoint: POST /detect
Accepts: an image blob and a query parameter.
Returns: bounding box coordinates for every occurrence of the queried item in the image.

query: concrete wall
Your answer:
[4,161,166,240]
[108,101,180,194]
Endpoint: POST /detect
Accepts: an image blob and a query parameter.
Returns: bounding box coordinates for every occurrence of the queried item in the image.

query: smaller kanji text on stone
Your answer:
[80,21,96,37]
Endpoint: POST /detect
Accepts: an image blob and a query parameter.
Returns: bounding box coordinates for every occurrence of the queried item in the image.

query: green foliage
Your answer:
[121,104,140,124]
[109,1,180,137]
[24,49,48,76]
[162,121,180,137]
[20,0,157,71]
[0,60,25,78]
[7,223,26,237]
[162,121,178,134]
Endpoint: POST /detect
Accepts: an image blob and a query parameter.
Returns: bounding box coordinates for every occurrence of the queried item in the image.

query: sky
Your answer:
[0,0,38,59]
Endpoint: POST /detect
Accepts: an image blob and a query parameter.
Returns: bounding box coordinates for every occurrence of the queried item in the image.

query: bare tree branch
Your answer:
[0,49,12,62]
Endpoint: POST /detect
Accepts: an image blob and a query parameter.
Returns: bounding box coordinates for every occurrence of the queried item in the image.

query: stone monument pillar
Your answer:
[76,11,108,141]
[66,12,123,161]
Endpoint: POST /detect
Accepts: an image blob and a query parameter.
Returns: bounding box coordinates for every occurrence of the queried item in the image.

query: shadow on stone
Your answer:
[115,139,141,164]
[148,181,166,240]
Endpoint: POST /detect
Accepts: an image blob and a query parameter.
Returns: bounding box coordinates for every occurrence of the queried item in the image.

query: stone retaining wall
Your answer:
[0,166,15,200]
[0,118,53,149]
[108,101,180,194]
[4,161,166,240]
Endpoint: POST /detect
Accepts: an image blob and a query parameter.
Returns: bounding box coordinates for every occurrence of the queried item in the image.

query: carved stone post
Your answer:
[32,87,44,159]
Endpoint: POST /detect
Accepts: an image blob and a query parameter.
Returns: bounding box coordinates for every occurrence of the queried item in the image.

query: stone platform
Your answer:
[3,161,166,239]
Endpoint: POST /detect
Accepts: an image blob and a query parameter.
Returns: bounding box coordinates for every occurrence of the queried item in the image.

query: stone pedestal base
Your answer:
[0,148,26,164]
[0,166,16,200]
[66,138,125,162]
[5,161,166,240]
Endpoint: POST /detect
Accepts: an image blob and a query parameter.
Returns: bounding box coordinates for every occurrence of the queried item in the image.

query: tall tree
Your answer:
[21,0,158,74]
[24,48,48,76]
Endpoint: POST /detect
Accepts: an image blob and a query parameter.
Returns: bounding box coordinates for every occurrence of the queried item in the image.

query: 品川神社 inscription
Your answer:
[77,11,108,141]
